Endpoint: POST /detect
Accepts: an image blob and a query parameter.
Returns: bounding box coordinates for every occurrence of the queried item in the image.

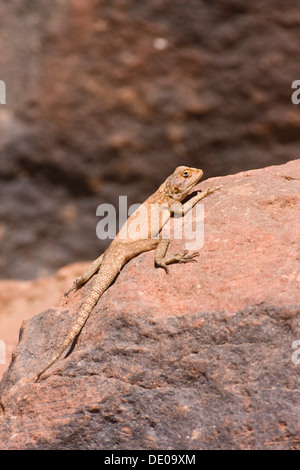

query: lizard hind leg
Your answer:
[64,253,104,297]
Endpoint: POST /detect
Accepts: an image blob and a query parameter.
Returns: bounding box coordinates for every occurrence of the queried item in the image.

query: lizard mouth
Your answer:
[181,178,202,202]
[188,171,203,190]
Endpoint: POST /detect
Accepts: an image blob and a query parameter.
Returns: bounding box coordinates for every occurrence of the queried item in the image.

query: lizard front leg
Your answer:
[172,187,220,216]
[64,253,105,296]
[155,238,199,274]
[155,187,220,273]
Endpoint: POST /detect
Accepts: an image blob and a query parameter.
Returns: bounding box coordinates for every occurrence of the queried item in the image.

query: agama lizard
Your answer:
[36,166,219,381]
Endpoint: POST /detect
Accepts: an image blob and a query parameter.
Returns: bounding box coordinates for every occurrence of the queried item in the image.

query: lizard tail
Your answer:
[35,284,108,382]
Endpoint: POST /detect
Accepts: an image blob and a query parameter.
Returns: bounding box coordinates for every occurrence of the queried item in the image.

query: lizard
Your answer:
[35,166,219,381]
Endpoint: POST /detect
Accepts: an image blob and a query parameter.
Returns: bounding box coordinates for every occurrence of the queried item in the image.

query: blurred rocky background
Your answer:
[0,0,299,279]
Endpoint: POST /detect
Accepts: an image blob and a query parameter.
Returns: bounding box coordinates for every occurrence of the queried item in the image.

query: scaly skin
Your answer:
[35,166,219,381]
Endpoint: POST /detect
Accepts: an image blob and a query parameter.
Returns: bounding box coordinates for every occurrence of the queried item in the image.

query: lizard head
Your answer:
[165,166,203,201]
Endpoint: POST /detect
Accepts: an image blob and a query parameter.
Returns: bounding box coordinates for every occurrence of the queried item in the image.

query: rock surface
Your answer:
[0,160,299,449]
[0,262,91,380]
[1,0,300,278]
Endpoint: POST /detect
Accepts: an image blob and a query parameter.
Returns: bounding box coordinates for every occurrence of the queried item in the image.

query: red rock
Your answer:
[0,262,91,380]
[0,160,299,449]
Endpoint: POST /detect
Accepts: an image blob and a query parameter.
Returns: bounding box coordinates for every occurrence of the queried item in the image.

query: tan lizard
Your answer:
[35,166,219,381]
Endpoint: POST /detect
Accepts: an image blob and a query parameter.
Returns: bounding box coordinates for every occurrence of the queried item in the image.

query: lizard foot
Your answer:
[64,278,81,297]
[156,250,199,274]
[155,261,170,274]
[199,187,220,197]
[170,250,200,264]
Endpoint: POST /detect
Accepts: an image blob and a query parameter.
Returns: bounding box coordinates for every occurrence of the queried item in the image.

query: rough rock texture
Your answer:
[0,262,91,380]
[1,0,300,279]
[0,160,299,450]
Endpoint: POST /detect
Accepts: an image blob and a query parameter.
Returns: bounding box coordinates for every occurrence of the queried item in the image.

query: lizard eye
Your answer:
[182,170,190,178]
